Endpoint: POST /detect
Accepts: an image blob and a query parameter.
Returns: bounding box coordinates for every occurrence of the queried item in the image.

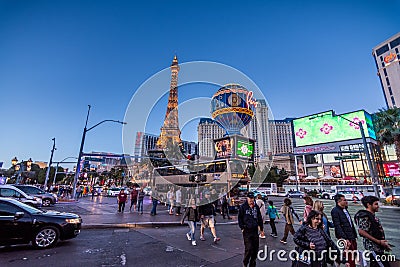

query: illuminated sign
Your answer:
[246,91,257,108]
[293,110,376,147]
[383,163,400,177]
[214,138,233,159]
[384,53,397,64]
[236,140,254,158]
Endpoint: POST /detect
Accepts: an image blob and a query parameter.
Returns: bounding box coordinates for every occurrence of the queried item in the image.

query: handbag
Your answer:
[292,247,312,267]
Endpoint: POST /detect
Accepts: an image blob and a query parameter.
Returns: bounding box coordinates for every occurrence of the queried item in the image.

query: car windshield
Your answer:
[393,188,400,195]
[16,186,44,195]
[11,199,43,214]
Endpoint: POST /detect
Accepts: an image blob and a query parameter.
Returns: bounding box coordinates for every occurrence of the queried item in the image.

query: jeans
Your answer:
[269,218,277,235]
[243,229,259,267]
[118,201,126,212]
[222,202,230,218]
[137,199,144,213]
[187,221,196,241]
[281,223,295,241]
[151,199,158,215]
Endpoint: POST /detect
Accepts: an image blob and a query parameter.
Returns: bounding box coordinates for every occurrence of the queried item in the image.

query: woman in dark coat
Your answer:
[293,210,340,267]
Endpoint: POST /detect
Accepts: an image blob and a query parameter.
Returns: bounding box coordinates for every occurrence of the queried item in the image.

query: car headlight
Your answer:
[66,218,81,224]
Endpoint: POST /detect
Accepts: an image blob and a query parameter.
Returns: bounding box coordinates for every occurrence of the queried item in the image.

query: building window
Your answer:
[389,87,393,95]
[376,44,389,56]
[390,36,400,48]
[383,68,388,76]
[380,56,383,62]
[382,62,385,68]
[386,77,391,86]
[396,48,399,54]
[391,96,396,106]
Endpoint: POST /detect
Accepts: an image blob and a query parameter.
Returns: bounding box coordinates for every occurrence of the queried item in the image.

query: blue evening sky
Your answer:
[0,0,399,168]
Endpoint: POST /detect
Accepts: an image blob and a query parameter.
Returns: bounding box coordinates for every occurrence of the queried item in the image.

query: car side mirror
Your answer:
[14,211,25,220]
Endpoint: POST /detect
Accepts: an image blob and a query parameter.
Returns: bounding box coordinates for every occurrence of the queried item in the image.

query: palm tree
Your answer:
[373,107,400,161]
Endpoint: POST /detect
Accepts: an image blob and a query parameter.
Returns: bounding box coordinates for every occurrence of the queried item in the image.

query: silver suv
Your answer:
[0,185,42,207]
[13,185,58,207]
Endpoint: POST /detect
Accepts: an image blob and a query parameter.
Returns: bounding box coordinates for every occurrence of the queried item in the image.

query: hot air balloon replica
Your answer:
[211,84,257,162]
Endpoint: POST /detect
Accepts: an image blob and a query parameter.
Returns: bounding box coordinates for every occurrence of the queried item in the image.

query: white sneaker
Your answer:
[186,233,191,241]
[191,240,197,246]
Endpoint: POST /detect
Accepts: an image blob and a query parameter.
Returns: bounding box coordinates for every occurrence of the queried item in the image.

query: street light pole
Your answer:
[72,105,126,199]
[44,138,56,191]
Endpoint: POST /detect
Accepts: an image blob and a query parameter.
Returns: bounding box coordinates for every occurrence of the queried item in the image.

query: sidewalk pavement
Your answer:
[55,196,238,229]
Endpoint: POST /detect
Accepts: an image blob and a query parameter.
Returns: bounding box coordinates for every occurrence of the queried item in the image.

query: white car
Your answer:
[0,185,42,207]
[107,188,127,197]
[337,190,363,201]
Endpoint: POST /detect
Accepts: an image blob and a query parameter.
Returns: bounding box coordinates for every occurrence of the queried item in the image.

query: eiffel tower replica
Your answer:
[148,56,184,166]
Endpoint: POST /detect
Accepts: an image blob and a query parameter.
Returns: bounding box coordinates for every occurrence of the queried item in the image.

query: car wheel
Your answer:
[32,226,60,249]
[42,199,52,207]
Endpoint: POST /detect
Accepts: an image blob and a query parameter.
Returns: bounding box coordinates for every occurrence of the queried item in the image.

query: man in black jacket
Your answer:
[354,196,391,267]
[331,193,357,267]
[238,192,264,267]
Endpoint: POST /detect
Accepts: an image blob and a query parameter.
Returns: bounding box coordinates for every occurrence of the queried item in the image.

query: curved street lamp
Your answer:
[72,105,126,199]
[53,157,78,186]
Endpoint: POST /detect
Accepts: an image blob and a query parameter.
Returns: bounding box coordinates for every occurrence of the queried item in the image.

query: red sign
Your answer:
[384,53,397,64]
[383,163,400,177]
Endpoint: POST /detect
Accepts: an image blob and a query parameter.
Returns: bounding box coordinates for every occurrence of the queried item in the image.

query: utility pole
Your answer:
[44,138,56,191]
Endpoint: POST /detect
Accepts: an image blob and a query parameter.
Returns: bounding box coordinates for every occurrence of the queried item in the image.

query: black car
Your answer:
[0,197,81,249]
[13,185,58,207]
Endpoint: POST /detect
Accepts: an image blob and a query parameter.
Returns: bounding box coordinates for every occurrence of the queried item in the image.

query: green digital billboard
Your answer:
[236,139,254,159]
[293,110,376,147]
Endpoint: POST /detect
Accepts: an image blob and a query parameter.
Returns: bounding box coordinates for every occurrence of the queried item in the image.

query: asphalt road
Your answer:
[0,196,398,267]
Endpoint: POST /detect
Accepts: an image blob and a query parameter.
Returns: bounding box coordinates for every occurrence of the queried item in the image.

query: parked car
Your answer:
[251,190,268,201]
[387,187,400,206]
[0,197,81,248]
[143,186,152,196]
[13,185,58,207]
[337,190,363,201]
[106,187,128,197]
[287,191,306,198]
[0,185,42,207]
[318,190,336,199]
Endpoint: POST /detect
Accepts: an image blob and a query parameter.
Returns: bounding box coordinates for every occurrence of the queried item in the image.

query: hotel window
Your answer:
[389,87,393,95]
[383,68,388,76]
[390,37,400,48]
[391,96,396,106]
[376,45,389,56]
[396,48,399,54]
[386,77,391,86]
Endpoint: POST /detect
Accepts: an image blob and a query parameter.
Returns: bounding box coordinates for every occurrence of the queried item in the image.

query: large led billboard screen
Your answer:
[293,110,376,147]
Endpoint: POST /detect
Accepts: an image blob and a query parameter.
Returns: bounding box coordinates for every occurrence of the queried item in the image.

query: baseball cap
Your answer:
[247,192,255,198]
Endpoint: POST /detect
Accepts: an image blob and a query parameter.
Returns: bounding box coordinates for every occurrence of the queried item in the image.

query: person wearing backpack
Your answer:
[280,197,300,244]
[266,200,280,237]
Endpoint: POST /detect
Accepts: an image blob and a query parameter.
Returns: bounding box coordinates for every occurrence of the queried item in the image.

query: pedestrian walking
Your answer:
[303,196,314,223]
[167,187,175,215]
[181,198,199,246]
[280,197,300,244]
[150,187,159,216]
[117,189,128,212]
[238,192,264,267]
[91,186,95,200]
[199,191,220,243]
[220,188,231,219]
[76,186,82,199]
[293,210,340,267]
[137,188,145,214]
[331,193,358,267]
[266,200,279,237]
[354,196,391,267]
[130,186,138,212]
[255,194,266,238]
[313,200,334,237]
[175,187,182,215]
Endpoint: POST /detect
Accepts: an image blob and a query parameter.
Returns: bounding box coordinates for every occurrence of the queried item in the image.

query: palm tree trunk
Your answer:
[395,139,400,163]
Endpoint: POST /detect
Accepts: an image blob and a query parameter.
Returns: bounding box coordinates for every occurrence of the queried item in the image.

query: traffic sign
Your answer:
[334,155,359,160]
[84,157,104,162]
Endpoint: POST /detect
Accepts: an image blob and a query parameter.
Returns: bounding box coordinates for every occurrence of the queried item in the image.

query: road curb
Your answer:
[81,220,238,229]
